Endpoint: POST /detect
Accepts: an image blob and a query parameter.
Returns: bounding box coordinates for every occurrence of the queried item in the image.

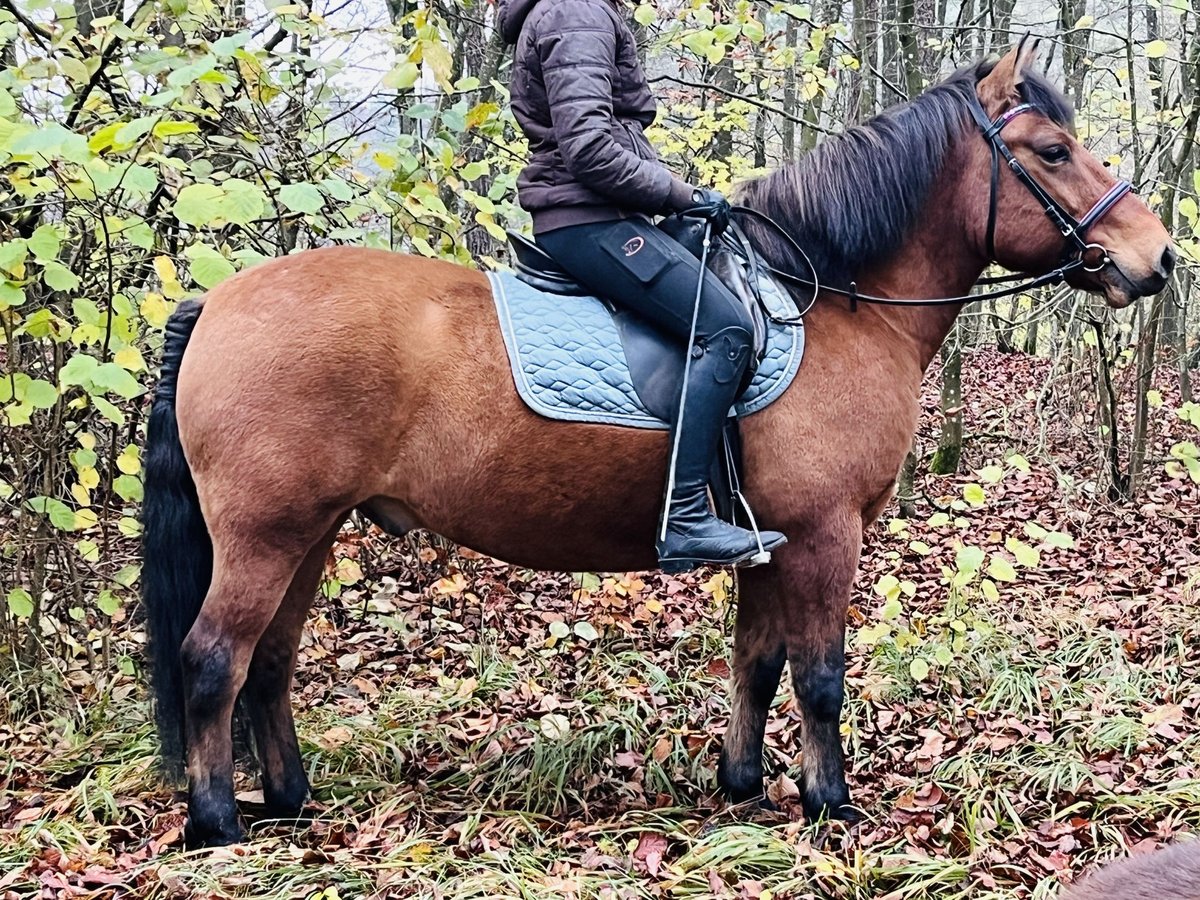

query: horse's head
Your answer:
[969,39,1174,308]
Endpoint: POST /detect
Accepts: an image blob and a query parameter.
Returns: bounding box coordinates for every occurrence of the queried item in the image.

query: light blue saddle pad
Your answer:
[488,271,805,430]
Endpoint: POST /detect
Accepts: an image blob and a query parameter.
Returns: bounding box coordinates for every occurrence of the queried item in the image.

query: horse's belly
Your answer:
[390,370,669,572]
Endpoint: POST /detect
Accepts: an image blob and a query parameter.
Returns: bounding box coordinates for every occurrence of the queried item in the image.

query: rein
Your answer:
[734,91,1133,311]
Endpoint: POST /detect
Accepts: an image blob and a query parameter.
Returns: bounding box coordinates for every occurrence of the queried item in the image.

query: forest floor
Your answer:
[2,349,1199,900]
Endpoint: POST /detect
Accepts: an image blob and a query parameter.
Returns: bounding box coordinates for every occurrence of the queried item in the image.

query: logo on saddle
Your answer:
[622,236,646,257]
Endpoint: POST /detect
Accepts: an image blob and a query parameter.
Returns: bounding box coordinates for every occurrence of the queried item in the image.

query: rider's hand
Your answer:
[689,187,732,236]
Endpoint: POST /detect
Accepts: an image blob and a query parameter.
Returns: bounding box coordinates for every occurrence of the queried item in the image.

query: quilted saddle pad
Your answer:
[488,271,805,430]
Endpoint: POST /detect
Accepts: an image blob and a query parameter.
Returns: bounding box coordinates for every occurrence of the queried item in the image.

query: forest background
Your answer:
[1,0,1199,897]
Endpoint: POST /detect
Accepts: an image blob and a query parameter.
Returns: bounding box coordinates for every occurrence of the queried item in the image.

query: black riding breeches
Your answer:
[536,216,755,351]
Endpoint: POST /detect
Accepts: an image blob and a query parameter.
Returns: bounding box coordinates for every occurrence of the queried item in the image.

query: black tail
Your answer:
[142,299,211,781]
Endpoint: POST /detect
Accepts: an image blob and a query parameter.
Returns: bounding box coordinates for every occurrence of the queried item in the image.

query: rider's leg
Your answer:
[538,216,786,571]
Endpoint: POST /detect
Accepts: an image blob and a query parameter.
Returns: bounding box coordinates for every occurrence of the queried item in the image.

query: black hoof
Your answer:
[185,821,245,849]
[717,756,764,804]
[801,786,860,824]
[259,784,311,821]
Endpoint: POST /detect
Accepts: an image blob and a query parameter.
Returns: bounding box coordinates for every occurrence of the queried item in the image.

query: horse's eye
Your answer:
[1037,145,1070,164]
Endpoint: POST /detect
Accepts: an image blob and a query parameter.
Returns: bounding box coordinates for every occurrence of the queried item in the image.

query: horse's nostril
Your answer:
[1160,245,1177,277]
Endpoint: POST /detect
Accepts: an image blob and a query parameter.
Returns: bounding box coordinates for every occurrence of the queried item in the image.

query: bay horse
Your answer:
[142,43,1174,847]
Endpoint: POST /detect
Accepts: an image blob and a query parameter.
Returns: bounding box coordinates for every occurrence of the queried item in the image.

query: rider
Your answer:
[498,0,786,572]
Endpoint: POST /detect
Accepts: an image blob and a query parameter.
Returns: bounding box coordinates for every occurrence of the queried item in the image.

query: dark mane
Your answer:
[736,60,1075,287]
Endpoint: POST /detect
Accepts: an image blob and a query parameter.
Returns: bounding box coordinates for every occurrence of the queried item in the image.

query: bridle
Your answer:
[965,91,1131,277]
[731,88,1135,313]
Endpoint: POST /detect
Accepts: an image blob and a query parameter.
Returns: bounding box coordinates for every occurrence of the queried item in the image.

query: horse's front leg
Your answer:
[718,518,861,820]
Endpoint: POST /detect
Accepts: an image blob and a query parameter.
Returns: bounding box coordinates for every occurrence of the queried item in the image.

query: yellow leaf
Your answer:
[153,258,184,300]
[114,346,145,372]
[702,571,732,601]
[117,446,140,475]
[78,466,100,489]
[1145,39,1169,59]
[644,597,663,614]
[140,292,171,329]
[71,483,91,506]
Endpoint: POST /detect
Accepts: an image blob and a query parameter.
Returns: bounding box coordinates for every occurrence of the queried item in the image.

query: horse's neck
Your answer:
[846,170,986,371]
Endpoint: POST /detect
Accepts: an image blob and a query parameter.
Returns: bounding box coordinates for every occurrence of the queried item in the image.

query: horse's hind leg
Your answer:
[181,521,337,847]
[244,522,342,820]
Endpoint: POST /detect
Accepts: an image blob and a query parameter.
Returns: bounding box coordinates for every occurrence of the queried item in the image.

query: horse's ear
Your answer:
[977,35,1042,111]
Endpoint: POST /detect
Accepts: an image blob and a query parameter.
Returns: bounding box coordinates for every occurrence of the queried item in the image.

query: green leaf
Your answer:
[97,591,121,616]
[987,557,1017,582]
[383,62,420,90]
[43,260,81,291]
[977,465,1005,484]
[1005,537,1040,568]
[0,240,28,275]
[91,362,144,399]
[93,396,126,425]
[185,244,236,288]
[927,512,950,528]
[881,597,903,621]
[220,178,267,225]
[1024,521,1048,541]
[573,621,599,642]
[0,282,25,308]
[112,564,140,587]
[962,483,986,506]
[1006,453,1031,473]
[1045,531,1075,549]
[173,183,225,226]
[909,657,930,681]
[980,578,1000,602]
[24,380,58,409]
[26,496,77,531]
[113,474,143,502]
[956,544,984,573]
[11,123,91,164]
[6,588,34,619]
[27,224,61,262]
[874,574,900,599]
[742,18,766,42]
[634,3,656,26]
[60,353,99,387]
[278,182,324,215]
[682,30,714,56]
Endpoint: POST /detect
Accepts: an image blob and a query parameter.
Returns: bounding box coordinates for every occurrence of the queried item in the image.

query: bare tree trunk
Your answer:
[930,323,963,474]
[782,15,798,160]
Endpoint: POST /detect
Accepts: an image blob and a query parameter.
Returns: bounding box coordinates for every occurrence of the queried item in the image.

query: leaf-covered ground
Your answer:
[2,350,1198,899]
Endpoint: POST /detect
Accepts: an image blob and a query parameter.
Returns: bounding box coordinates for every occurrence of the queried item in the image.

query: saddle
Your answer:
[506,218,796,420]
[502,218,804,527]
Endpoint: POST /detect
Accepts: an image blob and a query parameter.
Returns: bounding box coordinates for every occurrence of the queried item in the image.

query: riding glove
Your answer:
[689,187,732,236]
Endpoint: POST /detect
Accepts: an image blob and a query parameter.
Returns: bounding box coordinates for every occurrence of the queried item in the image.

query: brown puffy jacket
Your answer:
[498,0,695,233]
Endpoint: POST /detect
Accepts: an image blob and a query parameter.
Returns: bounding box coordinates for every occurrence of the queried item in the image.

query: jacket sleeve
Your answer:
[535,0,695,214]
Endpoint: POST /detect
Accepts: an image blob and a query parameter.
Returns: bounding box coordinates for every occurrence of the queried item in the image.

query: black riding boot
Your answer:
[656,326,787,573]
